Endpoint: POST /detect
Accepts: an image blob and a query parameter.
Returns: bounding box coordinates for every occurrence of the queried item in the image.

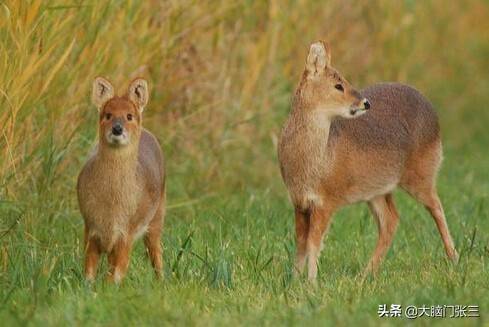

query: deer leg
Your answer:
[294,207,310,276]
[107,238,131,284]
[365,194,399,275]
[144,205,164,278]
[306,205,334,282]
[84,226,101,282]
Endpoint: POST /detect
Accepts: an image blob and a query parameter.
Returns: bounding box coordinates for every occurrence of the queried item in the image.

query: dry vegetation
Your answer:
[1,0,488,197]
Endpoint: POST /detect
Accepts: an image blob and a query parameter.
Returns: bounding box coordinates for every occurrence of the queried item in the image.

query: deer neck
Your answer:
[292,108,332,145]
[95,142,139,179]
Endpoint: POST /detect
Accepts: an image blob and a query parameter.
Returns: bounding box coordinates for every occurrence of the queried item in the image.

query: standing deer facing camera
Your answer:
[77,77,165,283]
[278,41,458,281]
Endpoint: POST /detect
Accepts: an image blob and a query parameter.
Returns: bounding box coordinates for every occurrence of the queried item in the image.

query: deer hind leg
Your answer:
[144,204,164,278]
[294,207,310,276]
[403,180,458,262]
[107,238,132,284]
[401,144,458,262]
[424,193,458,261]
[366,194,400,275]
[306,205,334,282]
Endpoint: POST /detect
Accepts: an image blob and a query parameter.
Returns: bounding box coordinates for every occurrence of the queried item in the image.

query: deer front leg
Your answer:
[84,229,101,282]
[306,205,334,282]
[107,238,132,284]
[294,207,310,276]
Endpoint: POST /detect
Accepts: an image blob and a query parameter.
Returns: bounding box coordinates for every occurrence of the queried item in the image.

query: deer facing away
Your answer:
[278,41,458,281]
[77,77,165,283]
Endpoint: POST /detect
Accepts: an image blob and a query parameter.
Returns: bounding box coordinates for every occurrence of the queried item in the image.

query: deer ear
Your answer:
[128,78,149,112]
[306,41,331,75]
[92,77,114,110]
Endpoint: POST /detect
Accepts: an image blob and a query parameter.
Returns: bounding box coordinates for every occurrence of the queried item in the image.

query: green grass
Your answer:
[1,145,488,326]
[1,1,489,326]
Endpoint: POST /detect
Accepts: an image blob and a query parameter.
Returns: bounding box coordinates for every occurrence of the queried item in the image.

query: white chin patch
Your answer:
[348,108,367,117]
[106,131,130,145]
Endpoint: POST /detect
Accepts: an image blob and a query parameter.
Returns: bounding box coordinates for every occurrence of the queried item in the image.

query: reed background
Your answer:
[1,0,488,325]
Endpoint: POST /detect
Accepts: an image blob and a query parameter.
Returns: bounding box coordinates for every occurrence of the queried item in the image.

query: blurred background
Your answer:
[0,0,488,224]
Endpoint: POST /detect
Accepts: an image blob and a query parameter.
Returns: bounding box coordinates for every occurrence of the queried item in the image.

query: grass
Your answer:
[1,0,489,326]
[1,153,488,325]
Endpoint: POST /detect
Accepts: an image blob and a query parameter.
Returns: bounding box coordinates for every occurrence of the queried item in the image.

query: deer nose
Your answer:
[363,99,371,110]
[112,124,123,136]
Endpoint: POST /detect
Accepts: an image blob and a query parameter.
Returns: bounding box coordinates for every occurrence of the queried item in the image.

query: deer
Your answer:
[277,41,458,282]
[77,77,166,283]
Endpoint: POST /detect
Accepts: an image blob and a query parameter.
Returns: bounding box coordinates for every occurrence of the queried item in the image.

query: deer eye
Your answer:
[127,113,133,121]
[105,113,112,120]
[335,84,344,92]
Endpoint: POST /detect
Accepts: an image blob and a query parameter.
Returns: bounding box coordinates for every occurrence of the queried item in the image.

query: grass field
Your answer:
[1,1,489,326]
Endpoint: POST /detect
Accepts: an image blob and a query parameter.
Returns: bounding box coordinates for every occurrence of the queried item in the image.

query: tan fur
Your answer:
[278,41,458,281]
[78,77,165,283]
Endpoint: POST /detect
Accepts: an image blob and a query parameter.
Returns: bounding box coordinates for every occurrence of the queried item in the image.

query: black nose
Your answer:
[364,99,371,110]
[112,124,123,136]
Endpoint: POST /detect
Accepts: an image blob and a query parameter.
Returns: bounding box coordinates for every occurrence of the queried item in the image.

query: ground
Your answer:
[1,144,488,326]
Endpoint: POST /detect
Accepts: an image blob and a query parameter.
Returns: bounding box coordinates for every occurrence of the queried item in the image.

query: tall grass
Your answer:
[1,0,488,199]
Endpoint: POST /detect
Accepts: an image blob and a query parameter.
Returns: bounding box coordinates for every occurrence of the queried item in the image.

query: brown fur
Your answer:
[278,42,458,281]
[77,77,165,283]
